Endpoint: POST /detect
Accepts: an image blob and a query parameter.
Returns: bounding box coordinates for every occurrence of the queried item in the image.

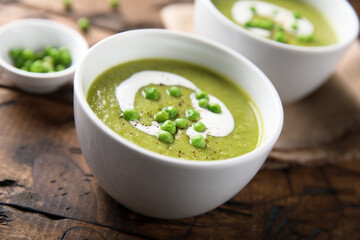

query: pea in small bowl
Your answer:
[0,18,88,94]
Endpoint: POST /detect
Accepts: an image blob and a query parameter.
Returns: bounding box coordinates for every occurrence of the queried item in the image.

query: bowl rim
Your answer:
[74,29,284,168]
[0,18,88,79]
[199,0,360,53]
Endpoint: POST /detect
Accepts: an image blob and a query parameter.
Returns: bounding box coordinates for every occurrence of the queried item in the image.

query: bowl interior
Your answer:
[0,19,88,76]
[76,30,283,161]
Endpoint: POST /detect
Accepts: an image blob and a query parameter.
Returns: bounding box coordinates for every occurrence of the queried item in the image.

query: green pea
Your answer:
[15,56,25,68]
[63,0,72,10]
[10,48,22,60]
[291,22,298,30]
[273,31,286,43]
[163,106,179,119]
[42,61,54,72]
[250,6,256,13]
[109,0,118,9]
[167,86,181,97]
[293,10,302,19]
[175,118,188,129]
[208,103,222,113]
[45,45,53,54]
[297,34,314,43]
[55,64,66,72]
[143,86,159,100]
[193,122,206,132]
[259,20,274,30]
[198,98,209,108]
[21,48,35,60]
[191,134,206,148]
[123,109,139,121]
[157,130,174,144]
[48,48,60,63]
[30,60,43,73]
[78,17,90,32]
[59,47,72,66]
[160,120,176,134]
[186,109,200,121]
[195,90,209,100]
[154,111,169,123]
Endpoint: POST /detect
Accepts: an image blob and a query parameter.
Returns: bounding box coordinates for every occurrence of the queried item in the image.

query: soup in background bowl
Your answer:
[74,29,283,219]
[195,0,359,103]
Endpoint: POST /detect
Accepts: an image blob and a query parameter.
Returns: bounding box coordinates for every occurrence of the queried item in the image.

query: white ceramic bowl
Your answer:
[0,18,88,94]
[74,29,283,219]
[195,0,359,103]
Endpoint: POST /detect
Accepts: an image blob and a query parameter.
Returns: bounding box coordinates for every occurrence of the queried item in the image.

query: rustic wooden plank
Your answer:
[0,204,142,240]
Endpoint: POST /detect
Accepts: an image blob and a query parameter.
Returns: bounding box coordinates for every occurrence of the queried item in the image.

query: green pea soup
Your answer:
[212,0,337,46]
[87,58,262,161]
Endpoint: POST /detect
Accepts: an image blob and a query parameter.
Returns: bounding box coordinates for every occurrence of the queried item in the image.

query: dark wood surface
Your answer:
[0,0,359,239]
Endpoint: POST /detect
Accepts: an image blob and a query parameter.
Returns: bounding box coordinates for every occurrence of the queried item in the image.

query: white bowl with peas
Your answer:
[0,18,88,94]
[74,29,283,219]
[195,0,359,103]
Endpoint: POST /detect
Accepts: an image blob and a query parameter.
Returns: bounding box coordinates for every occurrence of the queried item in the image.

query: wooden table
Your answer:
[0,0,359,239]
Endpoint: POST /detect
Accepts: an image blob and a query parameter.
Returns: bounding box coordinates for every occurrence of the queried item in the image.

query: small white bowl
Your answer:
[0,18,88,94]
[74,29,283,219]
[194,0,359,103]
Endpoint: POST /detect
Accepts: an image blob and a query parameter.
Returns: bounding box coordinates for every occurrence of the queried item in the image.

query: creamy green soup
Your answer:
[87,59,261,161]
[212,0,337,46]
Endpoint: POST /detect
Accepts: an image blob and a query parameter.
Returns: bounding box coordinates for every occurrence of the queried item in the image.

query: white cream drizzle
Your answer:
[115,70,235,140]
[231,0,314,37]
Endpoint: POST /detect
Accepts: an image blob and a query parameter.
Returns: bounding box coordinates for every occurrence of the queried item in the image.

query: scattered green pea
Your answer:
[167,86,181,97]
[154,111,169,123]
[293,10,302,19]
[195,90,209,100]
[109,0,119,9]
[175,118,188,129]
[191,134,206,148]
[143,86,159,100]
[78,17,90,32]
[273,31,286,43]
[160,120,176,134]
[208,103,222,113]
[157,130,174,144]
[186,109,200,121]
[123,109,139,121]
[163,106,179,119]
[198,98,209,108]
[63,0,72,10]
[193,122,206,133]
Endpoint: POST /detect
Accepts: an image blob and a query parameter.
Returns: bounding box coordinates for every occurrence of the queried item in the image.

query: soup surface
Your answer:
[212,0,337,46]
[87,58,261,161]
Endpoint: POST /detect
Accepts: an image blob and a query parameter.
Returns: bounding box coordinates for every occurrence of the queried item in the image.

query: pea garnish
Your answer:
[160,120,176,134]
[293,10,302,19]
[273,31,286,43]
[157,130,174,144]
[208,103,222,113]
[154,111,169,123]
[143,86,159,100]
[194,122,206,133]
[195,90,209,100]
[63,0,72,10]
[191,134,206,148]
[198,98,209,108]
[163,106,179,119]
[123,109,139,121]
[167,86,181,97]
[175,118,188,129]
[109,0,118,9]
[186,109,200,121]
